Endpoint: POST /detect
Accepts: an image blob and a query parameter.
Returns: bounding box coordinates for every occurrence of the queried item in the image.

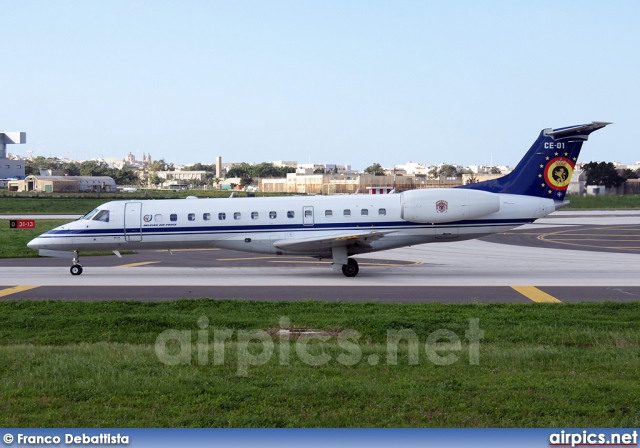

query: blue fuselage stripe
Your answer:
[38,218,533,239]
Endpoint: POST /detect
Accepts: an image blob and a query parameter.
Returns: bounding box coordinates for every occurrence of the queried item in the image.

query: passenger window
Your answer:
[155,214,163,222]
[378,208,386,216]
[218,213,226,220]
[203,213,210,221]
[287,211,295,218]
[305,210,312,218]
[361,209,369,216]
[343,209,351,217]
[251,212,259,220]
[188,213,195,221]
[93,210,110,222]
[269,211,277,219]
[234,212,241,220]
[170,214,177,222]
[325,210,332,217]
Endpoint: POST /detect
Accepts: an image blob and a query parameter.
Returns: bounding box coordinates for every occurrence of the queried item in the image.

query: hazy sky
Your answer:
[1,0,638,169]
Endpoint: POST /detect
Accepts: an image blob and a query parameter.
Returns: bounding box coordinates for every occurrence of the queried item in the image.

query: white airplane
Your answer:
[28,122,610,277]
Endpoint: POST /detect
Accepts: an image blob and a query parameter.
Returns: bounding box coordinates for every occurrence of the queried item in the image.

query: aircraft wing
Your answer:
[272,230,393,253]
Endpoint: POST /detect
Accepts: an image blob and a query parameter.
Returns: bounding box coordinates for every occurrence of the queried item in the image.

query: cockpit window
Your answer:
[82,209,99,220]
[93,210,110,222]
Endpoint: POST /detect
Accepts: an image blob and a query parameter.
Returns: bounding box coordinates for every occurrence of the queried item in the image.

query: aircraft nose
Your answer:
[27,237,43,250]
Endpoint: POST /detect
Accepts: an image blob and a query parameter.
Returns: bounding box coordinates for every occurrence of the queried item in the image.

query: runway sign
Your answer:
[9,219,36,229]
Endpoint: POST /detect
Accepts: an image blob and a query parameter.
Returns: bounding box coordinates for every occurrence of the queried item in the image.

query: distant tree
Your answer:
[187,163,215,172]
[490,167,502,175]
[313,168,325,174]
[226,163,251,179]
[79,160,110,177]
[279,166,297,176]
[224,163,293,179]
[111,167,139,185]
[148,159,168,172]
[239,175,253,187]
[25,156,63,175]
[466,173,479,184]
[439,164,458,178]
[364,163,385,176]
[251,162,282,178]
[620,168,638,180]
[149,173,163,187]
[62,162,81,176]
[582,161,625,188]
[427,166,439,179]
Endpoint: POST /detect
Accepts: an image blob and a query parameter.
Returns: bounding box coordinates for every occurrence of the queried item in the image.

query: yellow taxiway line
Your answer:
[115,261,161,268]
[0,285,39,298]
[511,286,562,303]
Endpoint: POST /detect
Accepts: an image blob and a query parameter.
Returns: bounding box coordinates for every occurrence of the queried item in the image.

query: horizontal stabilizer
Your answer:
[544,122,611,139]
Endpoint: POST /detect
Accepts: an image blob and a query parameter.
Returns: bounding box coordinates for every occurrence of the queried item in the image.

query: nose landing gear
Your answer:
[70,252,83,275]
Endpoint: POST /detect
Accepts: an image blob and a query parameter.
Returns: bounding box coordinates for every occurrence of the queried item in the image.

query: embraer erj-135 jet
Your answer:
[28,122,610,277]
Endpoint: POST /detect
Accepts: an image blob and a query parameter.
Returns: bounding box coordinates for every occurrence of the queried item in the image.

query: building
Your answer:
[0,159,26,188]
[8,175,117,193]
[153,170,208,189]
[260,172,461,195]
[0,132,26,187]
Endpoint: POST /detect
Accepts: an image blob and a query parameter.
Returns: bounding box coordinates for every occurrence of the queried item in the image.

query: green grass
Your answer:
[0,197,106,214]
[0,300,638,427]
[0,220,72,257]
[565,194,640,209]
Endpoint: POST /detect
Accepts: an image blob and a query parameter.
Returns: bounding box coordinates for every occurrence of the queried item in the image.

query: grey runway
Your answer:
[1,211,639,302]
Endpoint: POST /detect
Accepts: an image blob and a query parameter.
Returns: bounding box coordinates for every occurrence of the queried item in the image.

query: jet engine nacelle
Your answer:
[401,188,500,223]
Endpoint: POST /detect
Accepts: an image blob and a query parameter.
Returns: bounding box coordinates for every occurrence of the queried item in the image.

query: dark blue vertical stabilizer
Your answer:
[459,122,610,200]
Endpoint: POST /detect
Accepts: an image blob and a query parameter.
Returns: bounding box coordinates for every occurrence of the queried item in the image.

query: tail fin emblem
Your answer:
[543,157,575,191]
[436,200,448,213]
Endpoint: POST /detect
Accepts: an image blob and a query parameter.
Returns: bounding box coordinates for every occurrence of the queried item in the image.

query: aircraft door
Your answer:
[124,202,143,242]
[303,206,314,226]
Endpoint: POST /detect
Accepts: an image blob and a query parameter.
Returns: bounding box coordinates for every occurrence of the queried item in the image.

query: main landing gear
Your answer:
[341,258,359,277]
[331,246,360,277]
[70,251,83,276]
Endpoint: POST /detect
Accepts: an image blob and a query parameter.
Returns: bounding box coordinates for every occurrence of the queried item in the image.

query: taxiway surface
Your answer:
[1,211,639,302]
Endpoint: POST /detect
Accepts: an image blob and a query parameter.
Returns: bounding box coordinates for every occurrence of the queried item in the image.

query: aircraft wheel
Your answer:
[70,264,83,276]
[341,258,359,277]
